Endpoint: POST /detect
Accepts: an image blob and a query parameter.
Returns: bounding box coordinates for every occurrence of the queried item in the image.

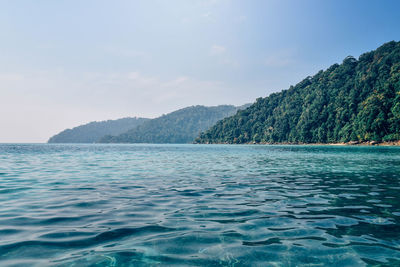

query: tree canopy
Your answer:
[48,117,149,143]
[100,105,249,143]
[196,41,400,144]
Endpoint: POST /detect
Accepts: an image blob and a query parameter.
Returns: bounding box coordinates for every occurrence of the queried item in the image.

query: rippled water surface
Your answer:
[1,144,400,266]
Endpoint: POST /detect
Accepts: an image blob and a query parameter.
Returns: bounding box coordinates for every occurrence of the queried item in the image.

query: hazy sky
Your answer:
[1,0,400,142]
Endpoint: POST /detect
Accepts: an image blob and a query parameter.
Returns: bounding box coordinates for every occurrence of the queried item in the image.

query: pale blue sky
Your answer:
[1,0,399,142]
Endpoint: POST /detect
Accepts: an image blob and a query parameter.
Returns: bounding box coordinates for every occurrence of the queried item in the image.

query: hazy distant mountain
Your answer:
[48,117,149,143]
[196,41,400,144]
[100,105,250,144]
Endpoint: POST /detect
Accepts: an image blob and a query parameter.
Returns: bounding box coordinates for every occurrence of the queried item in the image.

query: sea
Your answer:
[0,144,399,266]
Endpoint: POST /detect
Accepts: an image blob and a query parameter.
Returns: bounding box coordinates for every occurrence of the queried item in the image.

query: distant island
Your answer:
[48,105,249,144]
[99,105,249,143]
[48,117,149,143]
[196,41,400,145]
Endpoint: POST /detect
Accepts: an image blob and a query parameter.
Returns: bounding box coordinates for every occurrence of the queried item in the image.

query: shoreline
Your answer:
[198,140,400,146]
[260,141,400,146]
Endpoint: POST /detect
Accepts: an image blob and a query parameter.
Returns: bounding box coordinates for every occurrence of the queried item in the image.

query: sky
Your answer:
[1,0,400,142]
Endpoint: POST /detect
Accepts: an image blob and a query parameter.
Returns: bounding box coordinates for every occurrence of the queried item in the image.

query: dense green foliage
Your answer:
[48,117,149,143]
[196,41,400,144]
[100,105,248,143]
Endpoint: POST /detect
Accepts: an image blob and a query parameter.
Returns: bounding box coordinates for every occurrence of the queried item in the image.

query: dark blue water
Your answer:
[0,144,400,266]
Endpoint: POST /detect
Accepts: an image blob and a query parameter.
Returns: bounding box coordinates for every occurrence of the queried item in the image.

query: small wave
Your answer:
[243,237,281,246]
[0,225,176,256]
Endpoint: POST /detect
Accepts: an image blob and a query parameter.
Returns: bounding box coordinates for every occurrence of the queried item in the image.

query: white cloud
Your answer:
[220,58,240,68]
[238,15,247,23]
[211,44,226,55]
[202,12,212,18]
[210,45,239,67]
[102,46,147,58]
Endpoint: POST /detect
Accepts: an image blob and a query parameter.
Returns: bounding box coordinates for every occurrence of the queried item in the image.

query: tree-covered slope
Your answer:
[100,105,248,143]
[48,117,149,143]
[196,41,400,144]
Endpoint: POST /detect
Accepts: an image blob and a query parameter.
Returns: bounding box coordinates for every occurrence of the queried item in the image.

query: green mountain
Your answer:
[100,105,249,144]
[48,117,149,143]
[196,41,400,144]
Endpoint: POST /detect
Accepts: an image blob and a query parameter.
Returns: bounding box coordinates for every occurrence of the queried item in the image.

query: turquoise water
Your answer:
[0,144,400,266]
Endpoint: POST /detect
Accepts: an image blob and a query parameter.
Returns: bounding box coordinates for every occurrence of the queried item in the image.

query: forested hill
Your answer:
[48,117,149,143]
[196,41,400,144]
[99,105,249,144]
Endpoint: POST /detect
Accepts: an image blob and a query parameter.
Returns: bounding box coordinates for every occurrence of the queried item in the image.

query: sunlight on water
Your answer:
[0,144,399,266]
